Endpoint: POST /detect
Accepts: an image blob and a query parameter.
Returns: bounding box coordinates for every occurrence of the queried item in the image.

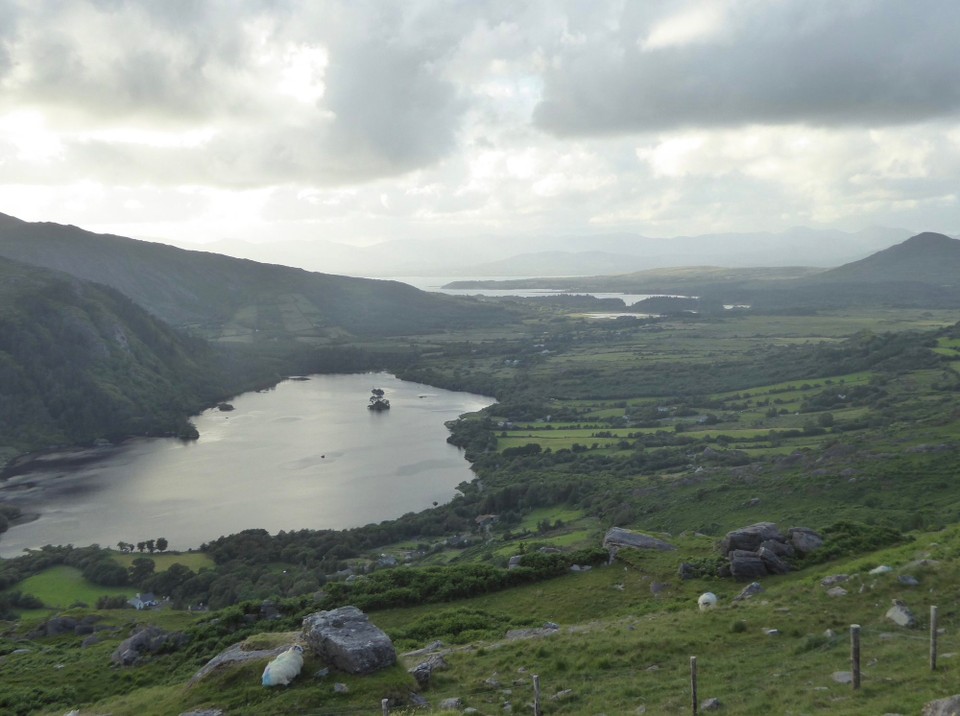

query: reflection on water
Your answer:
[0,373,492,555]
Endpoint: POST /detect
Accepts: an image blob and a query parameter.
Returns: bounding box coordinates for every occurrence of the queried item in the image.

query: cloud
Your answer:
[534,1,960,136]
[0,0,469,185]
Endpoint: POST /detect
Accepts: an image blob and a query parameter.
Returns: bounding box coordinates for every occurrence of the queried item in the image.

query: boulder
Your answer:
[410,654,448,688]
[30,616,77,638]
[112,626,189,666]
[820,574,848,587]
[721,523,783,554]
[191,642,292,683]
[757,547,790,575]
[759,539,795,558]
[924,695,960,715]
[439,696,463,710]
[733,581,763,601]
[603,527,676,554]
[678,562,698,580]
[886,600,918,629]
[507,555,523,570]
[302,606,397,675]
[788,527,824,555]
[728,550,768,580]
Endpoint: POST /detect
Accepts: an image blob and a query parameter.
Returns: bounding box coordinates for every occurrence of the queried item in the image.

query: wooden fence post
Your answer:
[533,674,542,716]
[850,624,861,690]
[931,606,939,671]
[690,655,698,715]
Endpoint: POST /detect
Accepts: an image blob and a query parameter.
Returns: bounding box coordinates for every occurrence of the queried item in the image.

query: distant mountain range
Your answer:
[198,226,916,278]
[0,213,506,340]
[447,232,960,311]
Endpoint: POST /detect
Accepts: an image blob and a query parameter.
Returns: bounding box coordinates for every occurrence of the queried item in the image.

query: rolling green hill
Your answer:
[0,213,507,341]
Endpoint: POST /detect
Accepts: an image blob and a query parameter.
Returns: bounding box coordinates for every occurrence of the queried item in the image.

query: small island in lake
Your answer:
[368,387,390,411]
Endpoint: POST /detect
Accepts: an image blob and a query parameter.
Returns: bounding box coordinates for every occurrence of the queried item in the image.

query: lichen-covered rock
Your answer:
[886,600,918,628]
[923,694,960,715]
[603,527,676,554]
[302,606,396,674]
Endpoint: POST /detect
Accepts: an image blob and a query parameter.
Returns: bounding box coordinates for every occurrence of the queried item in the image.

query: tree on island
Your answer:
[368,387,390,411]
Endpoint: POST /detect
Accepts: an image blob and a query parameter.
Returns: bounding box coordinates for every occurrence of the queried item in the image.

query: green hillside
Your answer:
[815,232,960,286]
[0,256,226,457]
[0,213,508,340]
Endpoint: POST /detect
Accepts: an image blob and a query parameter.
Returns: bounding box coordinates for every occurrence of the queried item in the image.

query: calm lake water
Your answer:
[391,276,677,306]
[0,373,492,556]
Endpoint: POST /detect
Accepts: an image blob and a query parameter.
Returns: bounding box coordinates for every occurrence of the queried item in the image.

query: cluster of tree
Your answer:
[115,538,168,553]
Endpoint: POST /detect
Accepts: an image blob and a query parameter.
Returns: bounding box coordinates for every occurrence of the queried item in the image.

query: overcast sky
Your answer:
[1,0,959,250]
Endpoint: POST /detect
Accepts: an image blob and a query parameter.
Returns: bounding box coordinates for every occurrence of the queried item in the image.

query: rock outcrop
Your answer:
[603,527,675,561]
[111,626,189,666]
[301,606,396,675]
[191,642,294,683]
[924,694,960,715]
[717,522,822,580]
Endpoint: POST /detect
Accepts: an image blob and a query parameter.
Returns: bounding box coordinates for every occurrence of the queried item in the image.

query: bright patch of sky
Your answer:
[0,0,958,253]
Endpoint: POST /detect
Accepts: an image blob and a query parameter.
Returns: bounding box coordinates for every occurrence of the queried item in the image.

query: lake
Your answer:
[0,373,492,556]
[391,276,681,306]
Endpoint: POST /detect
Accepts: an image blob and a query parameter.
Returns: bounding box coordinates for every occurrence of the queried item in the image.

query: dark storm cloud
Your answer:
[534,1,960,136]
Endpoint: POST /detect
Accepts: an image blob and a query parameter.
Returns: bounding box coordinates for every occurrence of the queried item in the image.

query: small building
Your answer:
[128,592,159,610]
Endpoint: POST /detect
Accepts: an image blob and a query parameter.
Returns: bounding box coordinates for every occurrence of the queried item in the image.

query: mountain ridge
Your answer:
[0,213,507,339]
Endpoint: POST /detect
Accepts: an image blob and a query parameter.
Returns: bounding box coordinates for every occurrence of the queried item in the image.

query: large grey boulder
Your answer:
[788,527,824,555]
[721,523,783,553]
[924,695,960,715]
[112,626,189,666]
[302,606,396,674]
[728,550,768,580]
[758,546,790,575]
[603,527,676,555]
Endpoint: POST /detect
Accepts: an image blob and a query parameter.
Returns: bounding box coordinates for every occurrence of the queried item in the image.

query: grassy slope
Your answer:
[4,527,957,715]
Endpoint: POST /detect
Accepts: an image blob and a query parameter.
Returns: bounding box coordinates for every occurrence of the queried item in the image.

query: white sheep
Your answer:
[697,592,718,611]
[262,645,304,687]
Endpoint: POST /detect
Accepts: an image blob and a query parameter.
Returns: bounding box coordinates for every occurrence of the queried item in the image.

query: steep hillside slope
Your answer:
[0,213,507,338]
[0,257,226,457]
[814,232,960,286]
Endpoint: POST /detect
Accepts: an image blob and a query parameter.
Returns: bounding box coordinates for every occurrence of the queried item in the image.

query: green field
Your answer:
[109,551,214,572]
[10,566,131,609]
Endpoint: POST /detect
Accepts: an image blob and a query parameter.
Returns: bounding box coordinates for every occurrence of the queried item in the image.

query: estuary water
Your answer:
[0,373,492,556]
